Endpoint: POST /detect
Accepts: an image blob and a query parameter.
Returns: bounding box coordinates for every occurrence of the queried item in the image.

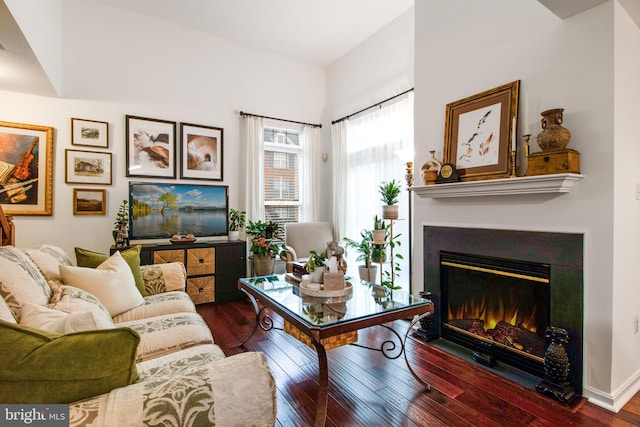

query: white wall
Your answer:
[0,0,325,261]
[612,0,640,405]
[413,0,639,411]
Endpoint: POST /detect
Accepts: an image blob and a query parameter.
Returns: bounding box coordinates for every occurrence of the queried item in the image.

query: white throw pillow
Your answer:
[59,251,145,316]
[20,303,114,333]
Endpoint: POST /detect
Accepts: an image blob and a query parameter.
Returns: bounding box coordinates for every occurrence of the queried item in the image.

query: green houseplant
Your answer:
[304,250,327,283]
[228,208,246,240]
[113,200,129,247]
[343,231,378,283]
[246,220,283,276]
[379,179,401,219]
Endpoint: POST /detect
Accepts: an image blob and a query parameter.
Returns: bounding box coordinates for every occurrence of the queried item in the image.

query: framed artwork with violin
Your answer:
[65,149,112,185]
[0,121,54,216]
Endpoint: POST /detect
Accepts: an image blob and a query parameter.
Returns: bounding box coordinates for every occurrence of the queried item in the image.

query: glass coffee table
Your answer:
[237,275,434,427]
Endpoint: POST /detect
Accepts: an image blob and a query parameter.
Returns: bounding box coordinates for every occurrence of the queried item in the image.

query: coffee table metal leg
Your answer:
[403,312,433,391]
[237,288,275,347]
[311,340,329,427]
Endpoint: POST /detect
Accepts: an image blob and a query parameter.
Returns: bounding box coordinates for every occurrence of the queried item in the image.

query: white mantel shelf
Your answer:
[411,173,584,198]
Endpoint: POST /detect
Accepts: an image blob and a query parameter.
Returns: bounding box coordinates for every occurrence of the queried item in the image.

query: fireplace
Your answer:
[440,251,550,377]
[423,226,583,394]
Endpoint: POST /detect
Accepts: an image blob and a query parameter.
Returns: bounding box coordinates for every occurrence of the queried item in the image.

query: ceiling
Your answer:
[0,0,619,98]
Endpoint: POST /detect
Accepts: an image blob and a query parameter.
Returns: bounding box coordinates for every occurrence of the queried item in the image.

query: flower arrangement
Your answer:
[250,237,283,257]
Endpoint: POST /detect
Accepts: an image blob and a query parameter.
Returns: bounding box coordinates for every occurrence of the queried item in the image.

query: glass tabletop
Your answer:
[239,274,431,328]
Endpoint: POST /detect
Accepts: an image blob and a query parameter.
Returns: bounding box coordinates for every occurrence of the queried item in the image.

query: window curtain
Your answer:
[242,115,264,222]
[342,92,413,292]
[302,125,321,222]
[331,121,348,240]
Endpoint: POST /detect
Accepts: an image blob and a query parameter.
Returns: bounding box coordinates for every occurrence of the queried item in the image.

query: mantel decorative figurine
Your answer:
[527,108,580,176]
[536,108,571,151]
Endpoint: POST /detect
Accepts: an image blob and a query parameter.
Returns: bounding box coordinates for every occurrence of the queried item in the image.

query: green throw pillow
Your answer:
[75,245,147,296]
[0,320,139,404]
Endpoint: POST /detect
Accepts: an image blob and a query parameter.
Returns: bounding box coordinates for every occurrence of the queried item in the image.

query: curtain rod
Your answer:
[240,111,322,128]
[331,87,414,125]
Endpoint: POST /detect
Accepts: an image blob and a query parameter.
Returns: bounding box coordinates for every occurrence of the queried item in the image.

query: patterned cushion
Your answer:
[112,291,195,323]
[0,295,16,323]
[47,282,113,324]
[117,312,214,361]
[24,245,73,282]
[0,246,51,316]
[69,346,277,427]
[140,263,187,294]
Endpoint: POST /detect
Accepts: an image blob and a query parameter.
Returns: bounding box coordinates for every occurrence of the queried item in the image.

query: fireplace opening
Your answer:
[440,251,550,377]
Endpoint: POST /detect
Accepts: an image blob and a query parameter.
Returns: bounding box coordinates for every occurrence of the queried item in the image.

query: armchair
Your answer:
[280,222,334,273]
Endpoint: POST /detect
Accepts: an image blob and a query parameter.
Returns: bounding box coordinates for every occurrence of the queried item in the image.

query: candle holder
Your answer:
[510,149,517,178]
[523,134,531,176]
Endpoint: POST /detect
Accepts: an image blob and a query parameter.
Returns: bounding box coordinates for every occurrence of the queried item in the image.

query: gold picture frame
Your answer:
[0,121,54,216]
[443,81,519,181]
[73,188,106,215]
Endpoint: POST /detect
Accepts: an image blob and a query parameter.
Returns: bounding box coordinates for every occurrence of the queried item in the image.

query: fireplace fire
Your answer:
[440,251,550,376]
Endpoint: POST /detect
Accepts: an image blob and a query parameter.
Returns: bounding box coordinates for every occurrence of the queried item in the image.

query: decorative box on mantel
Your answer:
[527,149,580,176]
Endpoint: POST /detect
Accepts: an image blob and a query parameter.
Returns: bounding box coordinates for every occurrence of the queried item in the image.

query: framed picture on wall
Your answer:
[126,115,177,179]
[180,122,223,181]
[71,118,109,148]
[0,121,54,216]
[443,80,519,181]
[72,188,106,215]
[65,149,113,185]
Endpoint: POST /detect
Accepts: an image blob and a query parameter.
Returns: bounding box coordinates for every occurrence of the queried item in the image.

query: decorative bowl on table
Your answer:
[170,234,197,244]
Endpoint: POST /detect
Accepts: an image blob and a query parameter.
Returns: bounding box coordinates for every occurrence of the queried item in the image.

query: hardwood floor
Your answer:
[197,300,640,427]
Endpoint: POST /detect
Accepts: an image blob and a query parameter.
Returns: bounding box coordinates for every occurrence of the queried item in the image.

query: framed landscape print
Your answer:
[180,122,223,181]
[126,115,176,179]
[0,121,54,216]
[65,149,112,185]
[443,80,519,181]
[71,118,109,148]
[73,188,106,215]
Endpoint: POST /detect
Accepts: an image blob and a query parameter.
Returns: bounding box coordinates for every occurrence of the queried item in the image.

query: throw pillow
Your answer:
[0,320,139,404]
[20,303,114,334]
[47,281,113,322]
[59,251,145,317]
[24,245,74,282]
[0,246,51,316]
[0,294,16,323]
[75,245,147,296]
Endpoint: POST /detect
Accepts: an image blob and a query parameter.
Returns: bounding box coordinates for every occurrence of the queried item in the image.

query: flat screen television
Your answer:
[129,181,228,240]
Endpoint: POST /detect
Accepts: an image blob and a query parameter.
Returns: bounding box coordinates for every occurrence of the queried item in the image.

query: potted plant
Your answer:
[113,200,129,247]
[372,214,386,245]
[246,220,283,276]
[304,250,327,283]
[228,208,246,241]
[343,232,378,283]
[379,179,401,219]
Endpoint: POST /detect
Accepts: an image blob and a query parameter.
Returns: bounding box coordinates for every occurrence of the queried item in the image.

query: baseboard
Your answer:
[584,369,640,412]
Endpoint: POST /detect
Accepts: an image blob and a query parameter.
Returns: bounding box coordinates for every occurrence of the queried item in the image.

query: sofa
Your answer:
[0,244,277,427]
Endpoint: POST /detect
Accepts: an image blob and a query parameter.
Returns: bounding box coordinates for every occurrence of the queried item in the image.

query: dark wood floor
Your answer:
[197,300,640,427]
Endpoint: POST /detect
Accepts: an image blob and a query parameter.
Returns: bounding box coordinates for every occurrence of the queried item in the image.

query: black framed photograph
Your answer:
[126,115,176,179]
[73,188,106,215]
[180,122,223,181]
[71,118,109,148]
[65,149,112,185]
[443,80,519,181]
[0,120,54,216]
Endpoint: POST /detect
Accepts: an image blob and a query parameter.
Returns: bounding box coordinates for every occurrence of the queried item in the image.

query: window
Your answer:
[263,126,304,234]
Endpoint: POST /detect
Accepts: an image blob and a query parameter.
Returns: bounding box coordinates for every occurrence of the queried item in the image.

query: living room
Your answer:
[1,0,639,421]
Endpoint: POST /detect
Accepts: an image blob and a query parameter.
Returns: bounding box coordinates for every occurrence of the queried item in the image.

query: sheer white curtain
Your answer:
[331,121,348,239]
[342,93,413,292]
[243,115,264,222]
[302,125,321,222]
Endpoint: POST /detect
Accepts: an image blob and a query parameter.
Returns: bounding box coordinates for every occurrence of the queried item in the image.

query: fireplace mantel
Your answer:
[412,173,584,198]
